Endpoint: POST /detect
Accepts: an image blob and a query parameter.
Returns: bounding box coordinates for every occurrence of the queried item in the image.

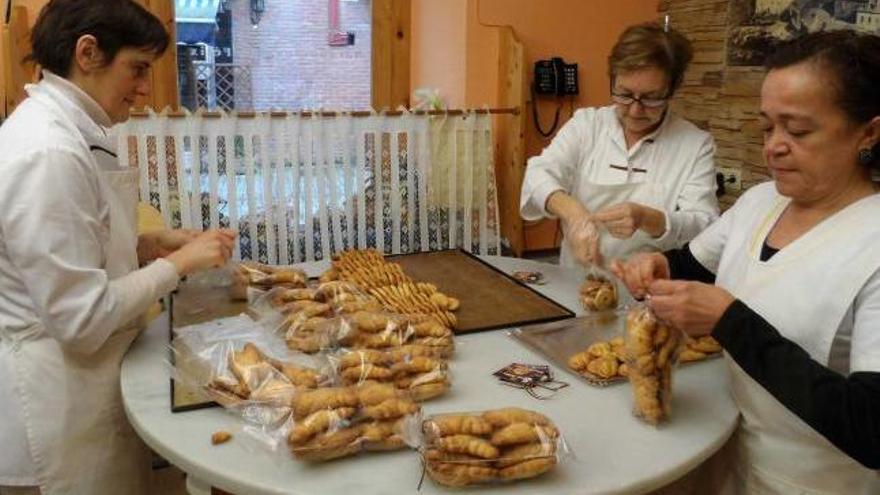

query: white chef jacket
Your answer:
[520,105,719,261]
[0,72,179,485]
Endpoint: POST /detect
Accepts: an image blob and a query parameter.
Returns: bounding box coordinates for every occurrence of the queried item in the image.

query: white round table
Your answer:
[121,256,739,495]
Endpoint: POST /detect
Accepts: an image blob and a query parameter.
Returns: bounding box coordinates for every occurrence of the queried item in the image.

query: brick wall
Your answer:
[658,0,768,209]
[231,0,372,110]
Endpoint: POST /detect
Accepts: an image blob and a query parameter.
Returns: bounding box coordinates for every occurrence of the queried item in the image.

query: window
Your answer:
[174,0,372,112]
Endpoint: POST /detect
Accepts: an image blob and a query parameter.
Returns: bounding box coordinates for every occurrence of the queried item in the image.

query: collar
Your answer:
[35,71,114,129]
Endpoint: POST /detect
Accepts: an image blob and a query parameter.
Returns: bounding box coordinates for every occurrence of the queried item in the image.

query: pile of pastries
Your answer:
[335,347,450,401]
[579,274,618,311]
[320,249,460,328]
[288,382,420,461]
[568,337,629,380]
[624,306,682,425]
[422,408,561,487]
[568,334,722,381]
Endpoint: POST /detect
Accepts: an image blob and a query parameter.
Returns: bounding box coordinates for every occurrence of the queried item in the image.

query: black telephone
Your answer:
[532,57,579,137]
[534,57,579,96]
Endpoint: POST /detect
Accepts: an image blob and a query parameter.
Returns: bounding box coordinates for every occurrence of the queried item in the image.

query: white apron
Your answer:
[560,177,668,267]
[1,89,152,493]
[714,194,880,494]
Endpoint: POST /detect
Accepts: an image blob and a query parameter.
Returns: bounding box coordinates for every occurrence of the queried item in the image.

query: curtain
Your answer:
[119,109,501,263]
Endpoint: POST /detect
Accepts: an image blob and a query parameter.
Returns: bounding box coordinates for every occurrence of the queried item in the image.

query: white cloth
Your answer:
[520,105,718,264]
[0,73,179,488]
[689,182,880,493]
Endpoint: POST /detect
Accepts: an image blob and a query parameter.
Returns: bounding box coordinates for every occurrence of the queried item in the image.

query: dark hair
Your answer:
[29,0,169,77]
[765,30,880,169]
[608,22,694,96]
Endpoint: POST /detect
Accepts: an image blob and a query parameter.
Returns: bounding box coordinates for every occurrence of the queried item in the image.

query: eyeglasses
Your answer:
[610,91,669,108]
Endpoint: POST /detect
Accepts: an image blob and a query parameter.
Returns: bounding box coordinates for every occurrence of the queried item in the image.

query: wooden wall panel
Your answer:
[138,0,178,112]
[494,26,526,256]
[372,0,410,110]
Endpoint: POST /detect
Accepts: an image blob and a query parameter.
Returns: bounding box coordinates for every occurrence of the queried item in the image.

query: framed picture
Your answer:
[728,0,880,66]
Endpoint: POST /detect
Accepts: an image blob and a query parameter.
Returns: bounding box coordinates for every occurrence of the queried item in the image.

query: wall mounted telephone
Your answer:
[532,57,579,137]
[534,57,579,96]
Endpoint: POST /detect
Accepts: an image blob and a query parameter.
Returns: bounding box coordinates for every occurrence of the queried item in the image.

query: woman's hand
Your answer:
[610,252,670,299]
[137,229,201,263]
[164,229,237,276]
[563,215,603,266]
[593,202,666,238]
[647,279,735,337]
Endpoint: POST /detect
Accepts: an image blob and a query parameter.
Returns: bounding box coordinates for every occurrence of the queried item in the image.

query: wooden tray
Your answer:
[389,249,574,334]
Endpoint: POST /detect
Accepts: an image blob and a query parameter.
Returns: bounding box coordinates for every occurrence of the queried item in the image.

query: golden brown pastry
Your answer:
[482,408,550,428]
[625,306,681,424]
[580,275,618,311]
[586,355,619,379]
[288,407,357,444]
[340,364,394,384]
[435,435,500,459]
[355,382,402,406]
[568,351,591,372]
[498,457,557,481]
[489,423,559,447]
[426,415,494,438]
[292,387,360,419]
[211,431,232,445]
[361,398,420,420]
[495,442,556,469]
[427,462,497,487]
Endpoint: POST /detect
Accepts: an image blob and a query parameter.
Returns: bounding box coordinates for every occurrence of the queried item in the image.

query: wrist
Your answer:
[641,207,666,238]
[164,252,191,277]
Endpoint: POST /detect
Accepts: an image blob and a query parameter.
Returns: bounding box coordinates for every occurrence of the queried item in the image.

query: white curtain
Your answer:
[119,109,501,262]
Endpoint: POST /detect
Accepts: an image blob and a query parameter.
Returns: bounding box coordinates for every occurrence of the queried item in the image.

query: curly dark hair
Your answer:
[765,30,880,169]
[29,0,169,77]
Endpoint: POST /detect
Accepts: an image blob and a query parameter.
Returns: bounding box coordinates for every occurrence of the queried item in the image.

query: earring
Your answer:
[859,148,875,167]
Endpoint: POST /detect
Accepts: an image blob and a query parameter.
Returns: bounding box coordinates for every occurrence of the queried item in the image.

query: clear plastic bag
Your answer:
[287,382,422,461]
[171,317,334,407]
[420,407,570,487]
[230,262,309,301]
[331,347,452,402]
[623,304,683,425]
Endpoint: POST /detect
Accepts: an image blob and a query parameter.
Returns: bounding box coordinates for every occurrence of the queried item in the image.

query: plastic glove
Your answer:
[563,216,603,267]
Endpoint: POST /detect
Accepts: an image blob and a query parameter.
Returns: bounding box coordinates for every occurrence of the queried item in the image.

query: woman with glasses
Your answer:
[613,30,880,493]
[521,22,719,266]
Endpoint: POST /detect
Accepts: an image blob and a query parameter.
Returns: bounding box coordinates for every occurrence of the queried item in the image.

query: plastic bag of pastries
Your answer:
[171,319,334,408]
[287,382,421,461]
[623,304,683,425]
[331,346,451,401]
[420,407,567,487]
[579,272,619,312]
[229,262,309,301]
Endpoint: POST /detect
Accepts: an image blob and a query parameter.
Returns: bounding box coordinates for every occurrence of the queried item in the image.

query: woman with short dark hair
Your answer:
[0,1,235,493]
[521,21,718,266]
[614,30,880,493]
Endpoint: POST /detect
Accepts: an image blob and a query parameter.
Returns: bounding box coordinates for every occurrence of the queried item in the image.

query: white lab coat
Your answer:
[690,182,880,493]
[0,73,179,493]
[520,106,719,265]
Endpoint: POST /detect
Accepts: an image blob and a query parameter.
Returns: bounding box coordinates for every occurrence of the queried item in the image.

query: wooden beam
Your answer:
[136,0,178,112]
[494,26,526,256]
[372,0,410,110]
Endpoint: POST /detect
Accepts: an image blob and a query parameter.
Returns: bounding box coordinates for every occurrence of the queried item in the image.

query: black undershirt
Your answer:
[666,244,880,469]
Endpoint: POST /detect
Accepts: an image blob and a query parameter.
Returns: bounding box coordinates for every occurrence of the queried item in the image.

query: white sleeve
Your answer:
[0,148,179,355]
[851,268,880,373]
[520,109,593,221]
[654,133,719,250]
[686,194,740,274]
